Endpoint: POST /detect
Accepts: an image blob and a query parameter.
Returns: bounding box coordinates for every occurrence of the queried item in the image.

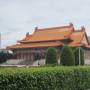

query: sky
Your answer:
[0,0,90,48]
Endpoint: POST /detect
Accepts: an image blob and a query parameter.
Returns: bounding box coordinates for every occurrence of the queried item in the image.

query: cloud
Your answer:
[0,0,90,47]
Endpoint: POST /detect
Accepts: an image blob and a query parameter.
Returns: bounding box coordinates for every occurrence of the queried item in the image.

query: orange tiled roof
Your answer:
[19,24,74,43]
[69,30,85,46]
[7,42,64,49]
[7,23,89,49]
[18,34,33,42]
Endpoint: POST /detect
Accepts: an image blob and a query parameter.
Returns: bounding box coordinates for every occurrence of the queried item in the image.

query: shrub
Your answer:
[80,48,84,65]
[46,47,58,65]
[0,66,89,90]
[60,45,75,66]
[0,52,13,63]
[74,47,84,65]
[74,67,90,90]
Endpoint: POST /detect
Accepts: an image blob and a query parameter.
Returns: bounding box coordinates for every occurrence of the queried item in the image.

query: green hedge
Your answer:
[0,66,90,90]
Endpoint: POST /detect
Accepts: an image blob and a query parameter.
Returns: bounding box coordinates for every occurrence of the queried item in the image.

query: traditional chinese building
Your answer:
[7,23,90,64]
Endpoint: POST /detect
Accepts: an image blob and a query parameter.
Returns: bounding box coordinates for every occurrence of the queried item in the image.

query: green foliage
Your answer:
[60,45,75,66]
[0,66,89,90]
[74,66,90,90]
[74,48,79,65]
[46,47,58,65]
[0,52,13,63]
[80,49,84,65]
[74,47,85,65]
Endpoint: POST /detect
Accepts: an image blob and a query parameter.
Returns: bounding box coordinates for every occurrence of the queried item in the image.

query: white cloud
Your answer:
[0,0,90,47]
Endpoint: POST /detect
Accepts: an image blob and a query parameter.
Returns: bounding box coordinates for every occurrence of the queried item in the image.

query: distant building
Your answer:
[7,23,90,64]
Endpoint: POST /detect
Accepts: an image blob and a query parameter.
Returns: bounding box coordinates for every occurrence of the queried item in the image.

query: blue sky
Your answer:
[0,0,90,48]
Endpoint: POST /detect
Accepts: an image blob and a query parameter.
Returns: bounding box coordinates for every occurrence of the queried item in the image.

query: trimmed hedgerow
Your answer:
[0,66,89,90]
[74,67,90,90]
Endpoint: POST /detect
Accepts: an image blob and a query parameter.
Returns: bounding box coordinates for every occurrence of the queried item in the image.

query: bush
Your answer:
[74,67,90,90]
[74,47,84,65]
[46,47,58,65]
[0,66,89,90]
[60,45,75,66]
[0,52,13,63]
[0,52,7,63]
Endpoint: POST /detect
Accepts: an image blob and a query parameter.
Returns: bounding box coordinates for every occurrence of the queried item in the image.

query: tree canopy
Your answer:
[46,47,58,65]
[60,45,75,66]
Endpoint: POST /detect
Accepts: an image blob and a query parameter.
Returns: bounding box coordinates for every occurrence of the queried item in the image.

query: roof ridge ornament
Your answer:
[69,23,73,27]
[81,26,85,31]
[35,27,38,31]
[69,23,75,31]
[26,32,29,37]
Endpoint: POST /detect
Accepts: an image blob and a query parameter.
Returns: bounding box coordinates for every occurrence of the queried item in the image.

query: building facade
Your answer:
[7,23,90,64]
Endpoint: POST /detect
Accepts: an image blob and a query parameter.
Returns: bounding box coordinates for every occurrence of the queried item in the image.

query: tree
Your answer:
[0,52,13,63]
[80,48,84,65]
[46,47,58,65]
[60,45,75,66]
[74,47,84,65]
